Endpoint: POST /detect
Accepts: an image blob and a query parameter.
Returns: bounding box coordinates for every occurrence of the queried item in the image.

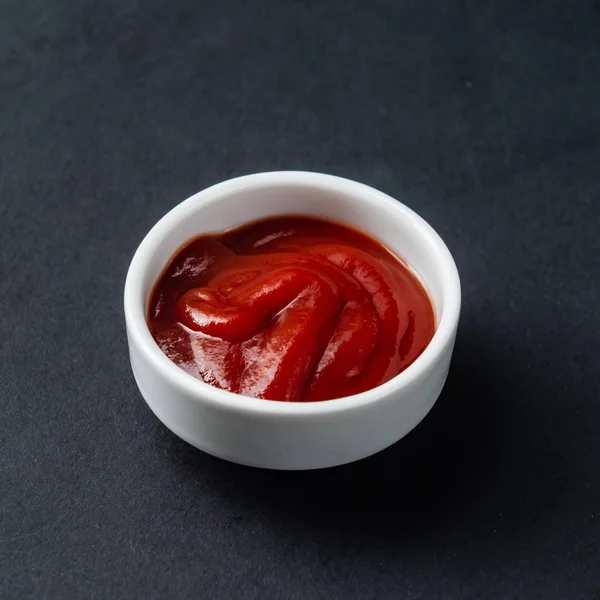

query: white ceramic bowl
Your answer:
[124,171,460,470]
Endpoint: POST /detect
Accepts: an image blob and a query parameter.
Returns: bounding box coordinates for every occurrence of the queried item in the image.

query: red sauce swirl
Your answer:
[148,216,435,402]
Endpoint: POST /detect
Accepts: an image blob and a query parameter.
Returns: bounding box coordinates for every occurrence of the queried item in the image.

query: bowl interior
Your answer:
[136,176,451,326]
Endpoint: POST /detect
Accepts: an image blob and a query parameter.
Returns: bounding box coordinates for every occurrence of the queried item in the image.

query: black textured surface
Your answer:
[1,1,600,598]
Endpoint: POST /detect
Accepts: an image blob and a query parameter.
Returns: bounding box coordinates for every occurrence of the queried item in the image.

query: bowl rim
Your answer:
[124,171,461,416]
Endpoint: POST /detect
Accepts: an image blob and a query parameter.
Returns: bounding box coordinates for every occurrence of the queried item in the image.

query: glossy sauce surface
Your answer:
[148,216,435,402]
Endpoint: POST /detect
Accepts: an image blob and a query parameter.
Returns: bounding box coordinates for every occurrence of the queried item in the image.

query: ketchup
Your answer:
[148,216,435,402]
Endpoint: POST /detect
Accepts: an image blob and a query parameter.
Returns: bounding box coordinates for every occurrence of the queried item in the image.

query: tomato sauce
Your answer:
[148,216,435,402]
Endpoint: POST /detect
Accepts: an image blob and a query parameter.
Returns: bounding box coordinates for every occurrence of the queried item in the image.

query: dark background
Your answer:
[1,0,599,598]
